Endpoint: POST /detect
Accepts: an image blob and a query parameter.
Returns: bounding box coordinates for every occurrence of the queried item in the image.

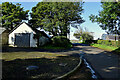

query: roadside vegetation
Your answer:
[91,44,118,51]
[91,40,119,51]
[83,40,120,55]
[74,27,93,42]
[39,36,73,50]
[89,2,120,55]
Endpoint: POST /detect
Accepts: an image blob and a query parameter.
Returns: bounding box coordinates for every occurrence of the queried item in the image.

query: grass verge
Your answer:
[91,44,118,51]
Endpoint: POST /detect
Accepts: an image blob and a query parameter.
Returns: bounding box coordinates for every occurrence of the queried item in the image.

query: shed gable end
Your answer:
[9,23,35,34]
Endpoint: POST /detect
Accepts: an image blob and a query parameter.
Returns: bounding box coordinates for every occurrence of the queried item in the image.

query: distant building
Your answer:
[102,34,119,41]
[102,34,107,40]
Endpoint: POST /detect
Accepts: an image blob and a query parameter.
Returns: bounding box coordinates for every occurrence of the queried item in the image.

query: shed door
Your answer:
[15,33,30,47]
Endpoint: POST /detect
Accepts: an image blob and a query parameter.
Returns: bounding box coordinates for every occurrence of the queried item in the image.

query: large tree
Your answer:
[29,2,84,37]
[89,2,120,41]
[2,2,29,30]
[0,4,2,27]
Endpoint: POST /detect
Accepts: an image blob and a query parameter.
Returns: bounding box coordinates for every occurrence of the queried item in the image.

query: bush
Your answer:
[52,36,72,48]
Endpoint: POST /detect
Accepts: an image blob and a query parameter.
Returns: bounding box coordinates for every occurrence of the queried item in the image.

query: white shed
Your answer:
[8,22,50,47]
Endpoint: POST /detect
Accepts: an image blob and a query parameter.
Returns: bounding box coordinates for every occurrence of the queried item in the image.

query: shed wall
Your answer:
[9,23,36,47]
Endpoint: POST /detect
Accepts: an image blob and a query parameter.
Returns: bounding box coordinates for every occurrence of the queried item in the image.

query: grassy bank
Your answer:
[91,44,118,51]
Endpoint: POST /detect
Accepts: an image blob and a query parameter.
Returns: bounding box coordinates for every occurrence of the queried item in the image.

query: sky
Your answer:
[67,2,106,40]
[2,2,106,40]
[80,2,106,40]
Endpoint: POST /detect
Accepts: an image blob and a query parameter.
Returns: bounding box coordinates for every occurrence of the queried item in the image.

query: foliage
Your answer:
[29,2,84,37]
[2,2,29,30]
[91,44,118,51]
[79,36,83,41]
[52,36,72,48]
[89,2,120,46]
[91,40,119,52]
[89,2,120,35]
[74,27,93,41]
[82,32,93,41]
[0,4,2,26]
[73,27,83,39]
[97,40,119,47]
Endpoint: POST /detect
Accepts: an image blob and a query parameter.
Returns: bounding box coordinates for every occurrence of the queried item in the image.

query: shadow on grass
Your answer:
[2,46,82,53]
[2,43,89,53]
[2,55,80,80]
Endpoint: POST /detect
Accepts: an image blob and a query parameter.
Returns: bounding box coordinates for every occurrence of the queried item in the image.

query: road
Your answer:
[74,45,120,80]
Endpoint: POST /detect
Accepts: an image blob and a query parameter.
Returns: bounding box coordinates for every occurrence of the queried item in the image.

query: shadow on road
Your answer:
[2,43,120,80]
[82,46,120,80]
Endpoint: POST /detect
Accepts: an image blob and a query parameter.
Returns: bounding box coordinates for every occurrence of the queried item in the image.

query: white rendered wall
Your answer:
[30,32,37,47]
[9,23,36,47]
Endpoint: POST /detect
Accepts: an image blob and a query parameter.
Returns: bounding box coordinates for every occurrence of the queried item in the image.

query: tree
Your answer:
[2,2,29,30]
[89,2,120,44]
[74,27,93,41]
[0,4,2,27]
[81,32,93,41]
[29,2,84,37]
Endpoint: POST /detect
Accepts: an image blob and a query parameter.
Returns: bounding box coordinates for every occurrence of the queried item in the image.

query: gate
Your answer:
[15,33,30,47]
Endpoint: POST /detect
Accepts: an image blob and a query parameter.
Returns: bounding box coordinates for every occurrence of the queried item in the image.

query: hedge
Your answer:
[84,40,119,47]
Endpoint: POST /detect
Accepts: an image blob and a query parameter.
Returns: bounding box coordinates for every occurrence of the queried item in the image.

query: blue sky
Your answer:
[2,2,106,40]
[81,2,106,39]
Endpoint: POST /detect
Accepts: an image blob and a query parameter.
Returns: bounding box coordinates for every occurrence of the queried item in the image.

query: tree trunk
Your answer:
[11,22,13,30]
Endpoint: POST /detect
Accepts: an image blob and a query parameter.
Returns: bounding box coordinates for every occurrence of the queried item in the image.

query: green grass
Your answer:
[2,52,66,61]
[2,52,80,79]
[91,44,118,51]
